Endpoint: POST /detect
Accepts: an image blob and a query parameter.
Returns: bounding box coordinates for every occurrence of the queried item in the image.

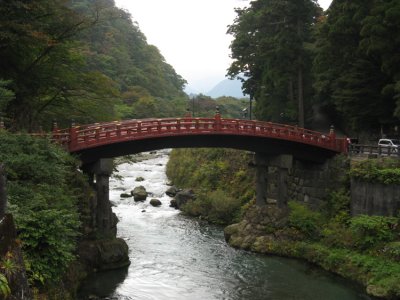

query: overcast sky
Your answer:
[114,0,333,93]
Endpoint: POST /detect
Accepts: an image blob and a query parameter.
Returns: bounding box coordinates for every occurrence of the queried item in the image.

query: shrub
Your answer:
[167,148,255,225]
[181,189,242,225]
[383,242,400,261]
[208,189,242,224]
[325,189,351,220]
[288,201,324,239]
[0,132,84,286]
[350,158,400,184]
[0,274,11,298]
[349,215,398,250]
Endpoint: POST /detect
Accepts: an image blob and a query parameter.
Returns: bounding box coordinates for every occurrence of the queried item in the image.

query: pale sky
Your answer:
[115,0,333,93]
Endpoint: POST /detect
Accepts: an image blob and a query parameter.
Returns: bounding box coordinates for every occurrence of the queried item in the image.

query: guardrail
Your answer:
[349,144,400,158]
[50,116,348,154]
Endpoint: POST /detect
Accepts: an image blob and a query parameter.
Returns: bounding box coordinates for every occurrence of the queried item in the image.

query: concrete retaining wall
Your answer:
[351,179,400,216]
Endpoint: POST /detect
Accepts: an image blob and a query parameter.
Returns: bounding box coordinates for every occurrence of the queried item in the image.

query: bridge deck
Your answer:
[52,116,348,154]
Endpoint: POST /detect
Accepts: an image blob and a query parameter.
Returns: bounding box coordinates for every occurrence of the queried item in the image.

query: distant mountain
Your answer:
[184,85,200,96]
[206,78,249,99]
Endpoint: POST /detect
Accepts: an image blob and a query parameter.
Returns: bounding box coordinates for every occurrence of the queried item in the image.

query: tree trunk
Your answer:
[298,64,304,127]
[0,164,6,219]
[297,18,304,128]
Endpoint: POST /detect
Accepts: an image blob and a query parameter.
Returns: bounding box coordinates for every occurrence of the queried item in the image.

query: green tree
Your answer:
[313,0,400,134]
[0,0,120,130]
[228,0,321,125]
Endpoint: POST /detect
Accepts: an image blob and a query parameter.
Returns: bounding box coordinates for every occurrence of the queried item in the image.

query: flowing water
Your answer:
[78,150,372,300]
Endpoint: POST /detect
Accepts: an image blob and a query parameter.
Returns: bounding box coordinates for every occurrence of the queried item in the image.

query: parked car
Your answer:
[378,139,399,153]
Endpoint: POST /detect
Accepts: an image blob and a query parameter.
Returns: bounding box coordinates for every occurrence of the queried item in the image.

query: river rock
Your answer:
[120,193,131,198]
[135,176,145,182]
[170,199,177,208]
[78,238,130,271]
[131,186,147,201]
[150,198,162,207]
[174,189,195,209]
[166,186,179,197]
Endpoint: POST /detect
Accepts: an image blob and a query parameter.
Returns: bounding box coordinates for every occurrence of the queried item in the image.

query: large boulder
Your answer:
[131,186,147,201]
[174,189,195,209]
[78,238,130,271]
[165,186,179,197]
[149,198,162,207]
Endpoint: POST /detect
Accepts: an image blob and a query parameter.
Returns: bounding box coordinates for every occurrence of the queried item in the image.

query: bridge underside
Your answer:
[74,134,337,164]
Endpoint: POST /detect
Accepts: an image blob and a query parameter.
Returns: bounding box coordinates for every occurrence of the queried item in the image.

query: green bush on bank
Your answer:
[276,201,400,298]
[350,158,400,184]
[287,201,324,239]
[166,148,256,224]
[0,132,84,288]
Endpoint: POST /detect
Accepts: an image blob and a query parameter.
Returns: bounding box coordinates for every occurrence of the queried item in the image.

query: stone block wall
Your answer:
[285,155,349,209]
[263,154,349,209]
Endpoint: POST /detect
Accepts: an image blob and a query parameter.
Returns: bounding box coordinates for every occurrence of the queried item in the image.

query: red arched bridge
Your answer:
[51,114,348,163]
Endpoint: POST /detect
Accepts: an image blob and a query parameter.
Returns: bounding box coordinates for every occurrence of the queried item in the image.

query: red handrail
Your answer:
[51,117,348,154]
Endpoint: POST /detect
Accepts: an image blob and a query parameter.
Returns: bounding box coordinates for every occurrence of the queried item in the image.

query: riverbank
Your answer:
[224,204,400,299]
[79,150,371,299]
[167,148,400,299]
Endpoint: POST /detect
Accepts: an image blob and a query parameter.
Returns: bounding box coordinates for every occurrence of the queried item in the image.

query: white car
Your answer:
[378,139,399,152]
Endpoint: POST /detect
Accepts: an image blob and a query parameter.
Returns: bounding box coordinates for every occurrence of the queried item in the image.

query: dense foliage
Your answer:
[166,148,256,224]
[313,0,400,133]
[228,0,321,126]
[0,132,87,290]
[228,0,400,136]
[0,0,187,131]
[350,158,400,184]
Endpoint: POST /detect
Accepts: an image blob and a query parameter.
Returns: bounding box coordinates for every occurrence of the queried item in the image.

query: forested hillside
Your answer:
[0,0,187,131]
[228,0,400,138]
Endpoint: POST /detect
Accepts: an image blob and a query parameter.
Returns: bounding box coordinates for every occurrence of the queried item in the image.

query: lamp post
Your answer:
[242,108,248,119]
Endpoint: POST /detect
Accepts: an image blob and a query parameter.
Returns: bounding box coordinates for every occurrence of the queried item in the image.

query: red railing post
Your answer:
[116,124,121,138]
[69,126,78,151]
[215,106,221,131]
[343,137,350,154]
[157,120,161,133]
[95,127,100,141]
[329,125,336,150]
[51,120,59,143]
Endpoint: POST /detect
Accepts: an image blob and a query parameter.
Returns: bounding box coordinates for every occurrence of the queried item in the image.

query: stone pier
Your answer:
[254,153,293,208]
[79,158,130,272]
[82,158,117,239]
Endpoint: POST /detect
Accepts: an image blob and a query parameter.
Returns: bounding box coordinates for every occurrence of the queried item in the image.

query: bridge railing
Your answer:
[50,116,348,153]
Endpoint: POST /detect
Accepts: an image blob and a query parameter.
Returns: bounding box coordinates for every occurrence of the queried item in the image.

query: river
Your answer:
[78,150,372,300]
